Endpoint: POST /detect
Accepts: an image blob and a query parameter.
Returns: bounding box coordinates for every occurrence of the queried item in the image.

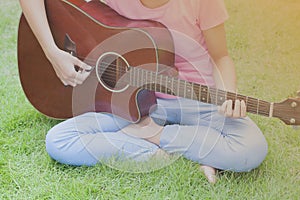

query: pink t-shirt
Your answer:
[102,0,228,95]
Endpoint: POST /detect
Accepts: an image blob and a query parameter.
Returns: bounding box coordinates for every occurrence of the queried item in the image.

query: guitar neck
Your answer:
[129,67,272,117]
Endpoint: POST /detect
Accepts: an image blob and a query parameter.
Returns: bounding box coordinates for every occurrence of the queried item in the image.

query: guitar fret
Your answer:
[206,87,209,103]
[181,80,184,97]
[207,87,213,104]
[191,83,198,101]
[188,83,193,100]
[201,86,206,102]
[160,75,164,93]
[247,97,259,114]
[167,77,173,95]
[133,68,137,87]
[182,80,187,98]
[171,77,175,96]
[186,82,189,99]
[165,75,168,93]
[142,72,147,89]
[152,72,157,91]
[141,68,145,87]
[191,83,194,99]
[129,68,133,86]
[138,68,141,87]
[177,79,182,97]
[143,69,146,89]
[136,68,139,87]
[257,99,260,115]
[167,77,173,94]
[140,69,144,88]
[148,70,152,90]
[141,69,144,88]
[194,84,200,101]
[147,70,151,90]
[177,79,180,97]
[208,87,217,105]
[159,74,163,93]
[149,70,153,90]
[215,88,218,105]
[217,89,227,106]
[164,76,168,94]
[269,102,274,117]
[200,85,209,103]
[145,70,149,90]
[151,71,155,90]
[207,88,213,104]
[183,80,187,98]
[130,68,134,86]
[257,99,271,117]
[199,85,202,102]
[190,83,194,100]
[137,68,140,87]
[187,83,191,99]
[168,77,172,93]
[154,71,159,91]
[152,71,156,90]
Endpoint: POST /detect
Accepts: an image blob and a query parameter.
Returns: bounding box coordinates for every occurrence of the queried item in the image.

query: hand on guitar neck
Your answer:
[218,99,247,118]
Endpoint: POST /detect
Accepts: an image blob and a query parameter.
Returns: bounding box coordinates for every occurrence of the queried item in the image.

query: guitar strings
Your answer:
[95,64,272,115]
[96,63,273,116]
[87,59,274,116]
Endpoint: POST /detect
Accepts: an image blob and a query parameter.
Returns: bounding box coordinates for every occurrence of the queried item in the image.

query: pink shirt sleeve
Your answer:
[198,0,229,30]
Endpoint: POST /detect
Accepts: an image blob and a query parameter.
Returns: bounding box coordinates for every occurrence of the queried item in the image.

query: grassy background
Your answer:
[0,0,299,199]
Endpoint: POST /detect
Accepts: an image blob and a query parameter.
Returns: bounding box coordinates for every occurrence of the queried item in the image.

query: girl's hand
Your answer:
[218,99,247,118]
[46,47,92,87]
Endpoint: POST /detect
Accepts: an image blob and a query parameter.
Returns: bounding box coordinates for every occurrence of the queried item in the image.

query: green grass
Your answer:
[1,0,300,199]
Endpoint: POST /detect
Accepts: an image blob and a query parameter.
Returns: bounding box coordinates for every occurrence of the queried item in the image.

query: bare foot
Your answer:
[199,165,217,184]
[153,148,170,159]
[121,117,163,145]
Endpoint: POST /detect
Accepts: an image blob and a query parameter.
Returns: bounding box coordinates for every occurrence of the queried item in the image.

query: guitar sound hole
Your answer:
[96,52,130,93]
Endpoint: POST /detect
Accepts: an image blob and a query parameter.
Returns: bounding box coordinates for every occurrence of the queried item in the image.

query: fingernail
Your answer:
[85,66,93,72]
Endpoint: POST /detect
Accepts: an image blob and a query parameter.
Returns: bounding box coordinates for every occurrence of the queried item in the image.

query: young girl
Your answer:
[19,0,268,184]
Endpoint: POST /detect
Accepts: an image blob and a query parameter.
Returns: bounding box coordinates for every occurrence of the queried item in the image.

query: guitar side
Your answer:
[17,0,175,122]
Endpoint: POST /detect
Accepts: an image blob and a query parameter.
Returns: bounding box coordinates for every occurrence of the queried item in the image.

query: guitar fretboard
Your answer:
[129,67,271,117]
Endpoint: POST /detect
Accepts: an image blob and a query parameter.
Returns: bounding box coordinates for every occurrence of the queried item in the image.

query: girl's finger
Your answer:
[241,100,247,117]
[225,100,233,117]
[232,99,241,118]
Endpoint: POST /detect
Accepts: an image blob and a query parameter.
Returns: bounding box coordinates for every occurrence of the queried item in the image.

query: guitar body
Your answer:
[18,0,175,122]
[18,0,300,125]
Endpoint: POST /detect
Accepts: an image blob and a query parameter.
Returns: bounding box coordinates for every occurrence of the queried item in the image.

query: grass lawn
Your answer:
[0,0,299,199]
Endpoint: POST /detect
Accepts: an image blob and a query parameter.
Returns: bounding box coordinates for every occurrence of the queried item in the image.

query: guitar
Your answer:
[18,0,300,125]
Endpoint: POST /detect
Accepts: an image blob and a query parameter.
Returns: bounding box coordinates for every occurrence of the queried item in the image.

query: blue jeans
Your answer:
[46,98,268,172]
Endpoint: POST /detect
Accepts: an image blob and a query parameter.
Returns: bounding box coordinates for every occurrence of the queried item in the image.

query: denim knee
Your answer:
[45,125,98,166]
[45,127,72,165]
[45,127,63,163]
[231,131,268,172]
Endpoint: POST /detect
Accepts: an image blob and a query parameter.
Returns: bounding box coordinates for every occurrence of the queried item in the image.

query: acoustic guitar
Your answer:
[18,0,300,125]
